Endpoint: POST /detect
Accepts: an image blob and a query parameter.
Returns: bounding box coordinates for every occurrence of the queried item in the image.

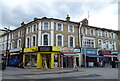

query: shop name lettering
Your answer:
[39,47,51,51]
[87,51,95,54]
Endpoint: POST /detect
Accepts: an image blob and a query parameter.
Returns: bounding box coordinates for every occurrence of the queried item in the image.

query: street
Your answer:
[1,66,119,80]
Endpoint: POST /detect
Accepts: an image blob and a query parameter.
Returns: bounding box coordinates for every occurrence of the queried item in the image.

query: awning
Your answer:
[104,55,117,57]
[86,55,103,57]
[60,52,79,56]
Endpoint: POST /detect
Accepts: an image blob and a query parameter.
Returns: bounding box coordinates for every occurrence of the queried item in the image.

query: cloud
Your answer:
[1,0,118,30]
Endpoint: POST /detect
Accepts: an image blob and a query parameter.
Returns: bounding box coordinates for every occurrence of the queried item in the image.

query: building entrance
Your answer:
[42,54,51,68]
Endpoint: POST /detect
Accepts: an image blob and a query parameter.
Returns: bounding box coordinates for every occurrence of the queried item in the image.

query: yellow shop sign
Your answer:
[52,46,60,51]
[24,46,38,53]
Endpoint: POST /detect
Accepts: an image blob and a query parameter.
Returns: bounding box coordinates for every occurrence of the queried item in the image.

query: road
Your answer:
[1,66,119,80]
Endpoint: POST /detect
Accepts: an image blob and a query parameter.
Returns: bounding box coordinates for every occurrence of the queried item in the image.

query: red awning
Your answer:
[60,52,79,56]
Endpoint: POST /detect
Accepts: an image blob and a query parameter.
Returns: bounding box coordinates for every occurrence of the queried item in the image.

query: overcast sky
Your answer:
[1,0,119,30]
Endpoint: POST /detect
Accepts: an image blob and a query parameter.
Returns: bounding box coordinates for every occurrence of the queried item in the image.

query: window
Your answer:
[90,29,94,35]
[17,39,21,48]
[28,27,31,33]
[26,37,30,48]
[98,39,102,49]
[104,31,108,37]
[105,40,109,50]
[32,24,37,32]
[82,28,87,34]
[68,35,74,47]
[112,41,116,50]
[83,38,95,48]
[11,41,14,49]
[56,34,63,47]
[42,33,50,46]
[110,32,115,38]
[97,30,102,36]
[57,23,63,31]
[18,30,22,37]
[32,35,36,46]
[43,22,49,30]
[68,25,74,32]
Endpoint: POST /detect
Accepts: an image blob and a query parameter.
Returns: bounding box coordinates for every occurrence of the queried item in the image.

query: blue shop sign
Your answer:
[111,51,119,54]
[82,50,98,55]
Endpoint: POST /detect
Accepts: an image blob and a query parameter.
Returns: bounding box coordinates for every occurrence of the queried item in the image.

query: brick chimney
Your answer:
[66,14,70,21]
[81,18,88,25]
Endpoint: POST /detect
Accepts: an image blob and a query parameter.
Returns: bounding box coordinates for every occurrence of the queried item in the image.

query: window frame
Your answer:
[42,33,50,46]
[68,35,75,47]
[56,22,63,31]
[42,22,50,30]
[26,36,31,48]
[68,25,74,33]
[56,34,64,47]
[31,35,37,47]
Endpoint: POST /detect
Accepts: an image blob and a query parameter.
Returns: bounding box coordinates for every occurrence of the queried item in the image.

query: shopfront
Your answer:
[9,48,23,66]
[98,50,111,65]
[82,49,99,67]
[23,46,60,69]
[60,47,80,68]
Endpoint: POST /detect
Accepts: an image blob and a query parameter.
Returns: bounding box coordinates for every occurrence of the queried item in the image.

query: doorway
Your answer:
[42,54,51,68]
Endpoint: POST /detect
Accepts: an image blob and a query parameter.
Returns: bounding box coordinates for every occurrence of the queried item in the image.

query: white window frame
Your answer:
[104,31,108,37]
[97,30,102,37]
[11,41,14,49]
[31,35,37,47]
[105,40,109,50]
[68,35,75,47]
[17,39,21,48]
[56,34,64,47]
[90,29,95,35]
[42,22,50,30]
[98,39,103,49]
[32,24,37,32]
[42,33,50,46]
[112,41,116,50]
[68,25,74,33]
[56,22,63,31]
[26,36,31,48]
[82,27,87,35]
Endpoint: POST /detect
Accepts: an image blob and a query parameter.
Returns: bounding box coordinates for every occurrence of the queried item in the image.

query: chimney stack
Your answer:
[81,18,88,25]
[66,14,70,21]
[21,21,25,26]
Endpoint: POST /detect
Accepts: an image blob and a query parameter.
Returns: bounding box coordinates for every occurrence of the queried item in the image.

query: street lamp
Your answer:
[79,22,87,68]
[4,27,10,67]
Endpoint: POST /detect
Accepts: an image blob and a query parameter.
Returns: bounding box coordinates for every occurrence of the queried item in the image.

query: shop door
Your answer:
[42,54,51,68]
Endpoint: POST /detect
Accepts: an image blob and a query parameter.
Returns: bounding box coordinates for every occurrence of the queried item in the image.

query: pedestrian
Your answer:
[43,60,48,70]
[18,61,24,69]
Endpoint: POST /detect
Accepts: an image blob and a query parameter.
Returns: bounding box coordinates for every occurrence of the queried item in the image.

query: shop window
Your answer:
[54,54,59,67]
[25,54,37,67]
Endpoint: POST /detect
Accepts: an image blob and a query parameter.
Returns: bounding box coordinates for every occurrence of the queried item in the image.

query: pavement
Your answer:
[1,65,119,80]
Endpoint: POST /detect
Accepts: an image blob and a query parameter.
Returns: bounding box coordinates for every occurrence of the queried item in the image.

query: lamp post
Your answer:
[79,22,87,68]
[4,27,10,66]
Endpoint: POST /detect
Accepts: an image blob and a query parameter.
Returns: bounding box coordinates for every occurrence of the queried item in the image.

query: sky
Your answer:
[0,0,119,30]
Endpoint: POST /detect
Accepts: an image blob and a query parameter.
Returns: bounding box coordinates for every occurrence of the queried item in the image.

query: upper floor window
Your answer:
[17,39,21,48]
[32,35,36,47]
[68,35,75,47]
[56,23,63,31]
[105,40,109,50]
[32,24,37,32]
[98,39,102,49]
[68,25,74,33]
[83,38,95,48]
[18,30,22,37]
[42,33,50,46]
[43,22,49,30]
[26,37,30,48]
[26,27,31,34]
[82,28,87,34]
[97,30,102,37]
[110,32,115,38]
[56,34,63,47]
[112,41,116,50]
[104,31,108,37]
[90,29,94,35]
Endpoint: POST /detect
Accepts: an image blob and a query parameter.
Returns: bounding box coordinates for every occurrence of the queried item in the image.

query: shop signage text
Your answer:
[82,50,98,55]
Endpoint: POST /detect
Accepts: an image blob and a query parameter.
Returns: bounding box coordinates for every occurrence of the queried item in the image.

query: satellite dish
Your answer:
[117,54,120,61]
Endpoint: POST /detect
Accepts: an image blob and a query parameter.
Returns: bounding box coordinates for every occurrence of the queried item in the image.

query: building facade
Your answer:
[0,16,119,68]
